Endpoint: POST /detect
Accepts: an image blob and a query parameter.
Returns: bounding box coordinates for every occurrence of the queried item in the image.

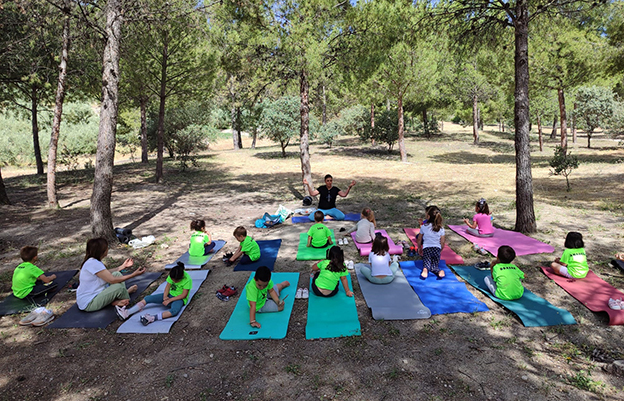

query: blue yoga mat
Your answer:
[306,274,361,339]
[220,272,299,340]
[450,265,576,327]
[400,260,489,315]
[233,239,282,272]
[291,213,360,224]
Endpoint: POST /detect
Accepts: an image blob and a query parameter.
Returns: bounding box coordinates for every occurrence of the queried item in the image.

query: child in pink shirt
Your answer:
[463,198,494,237]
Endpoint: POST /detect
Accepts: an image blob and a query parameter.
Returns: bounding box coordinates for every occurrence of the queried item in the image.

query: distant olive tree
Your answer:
[260,96,299,157]
[574,86,615,148]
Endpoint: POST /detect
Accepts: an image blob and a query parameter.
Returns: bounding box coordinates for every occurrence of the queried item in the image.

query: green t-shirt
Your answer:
[12,262,45,299]
[189,231,210,257]
[167,271,193,304]
[246,278,274,310]
[315,260,348,290]
[241,236,261,261]
[560,248,588,278]
[492,263,525,300]
[307,223,332,248]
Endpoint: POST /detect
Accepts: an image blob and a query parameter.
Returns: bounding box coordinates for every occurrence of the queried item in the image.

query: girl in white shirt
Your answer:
[417,207,446,279]
[348,208,377,243]
[359,235,398,284]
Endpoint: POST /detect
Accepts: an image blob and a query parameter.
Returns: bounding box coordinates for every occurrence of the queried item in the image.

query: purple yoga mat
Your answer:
[350,230,403,257]
[447,225,554,256]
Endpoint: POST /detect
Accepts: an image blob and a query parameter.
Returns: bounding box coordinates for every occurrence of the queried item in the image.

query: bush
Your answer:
[549,145,579,192]
[360,109,399,152]
[318,120,343,148]
[259,96,299,157]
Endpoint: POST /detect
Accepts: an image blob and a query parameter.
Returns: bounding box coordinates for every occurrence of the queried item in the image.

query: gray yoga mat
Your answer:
[164,240,226,269]
[116,270,209,334]
[355,263,431,320]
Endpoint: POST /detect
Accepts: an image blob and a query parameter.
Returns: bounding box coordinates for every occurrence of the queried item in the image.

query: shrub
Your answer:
[549,145,579,192]
[259,96,299,157]
[360,109,399,152]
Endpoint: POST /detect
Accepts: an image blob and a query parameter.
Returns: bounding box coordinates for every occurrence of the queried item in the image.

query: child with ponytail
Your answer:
[417,206,446,279]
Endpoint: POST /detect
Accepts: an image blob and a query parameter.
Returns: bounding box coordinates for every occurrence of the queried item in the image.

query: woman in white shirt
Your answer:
[76,238,145,312]
[359,235,398,284]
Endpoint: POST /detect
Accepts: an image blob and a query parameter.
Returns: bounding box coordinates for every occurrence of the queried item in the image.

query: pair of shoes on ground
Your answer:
[473,244,488,255]
[345,260,354,270]
[19,307,55,327]
[295,288,309,299]
[608,298,624,310]
[407,247,417,257]
[337,238,349,245]
[216,285,237,297]
[222,252,234,265]
[475,261,491,270]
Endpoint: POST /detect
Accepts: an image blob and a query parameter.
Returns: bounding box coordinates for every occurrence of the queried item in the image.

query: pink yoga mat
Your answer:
[541,266,624,326]
[350,230,403,257]
[447,225,555,256]
[404,228,464,265]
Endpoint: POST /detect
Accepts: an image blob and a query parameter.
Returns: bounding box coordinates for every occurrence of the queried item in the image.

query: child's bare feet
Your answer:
[437,270,445,278]
[127,284,138,294]
[420,268,428,279]
[616,253,624,261]
[277,281,290,291]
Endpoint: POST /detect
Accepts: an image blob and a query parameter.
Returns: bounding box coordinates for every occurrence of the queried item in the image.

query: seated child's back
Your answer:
[491,246,524,300]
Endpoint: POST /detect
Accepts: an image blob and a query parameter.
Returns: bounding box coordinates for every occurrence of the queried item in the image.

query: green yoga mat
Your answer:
[296,230,336,261]
[451,265,576,327]
[306,274,361,339]
[219,272,299,340]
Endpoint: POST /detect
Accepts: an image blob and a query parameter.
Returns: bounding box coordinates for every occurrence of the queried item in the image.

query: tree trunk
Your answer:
[370,102,375,145]
[537,114,543,152]
[422,108,429,138]
[558,87,567,150]
[236,106,242,148]
[299,69,312,196]
[321,85,327,125]
[386,98,390,111]
[513,0,536,233]
[478,108,483,130]
[90,0,122,242]
[397,93,407,162]
[502,120,505,132]
[47,1,71,208]
[140,96,148,163]
[0,167,9,205]
[572,102,577,144]
[251,127,257,149]
[31,88,44,175]
[155,35,168,183]
[472,94,479,144]
[550,115,557,139]
[587,131,592,148]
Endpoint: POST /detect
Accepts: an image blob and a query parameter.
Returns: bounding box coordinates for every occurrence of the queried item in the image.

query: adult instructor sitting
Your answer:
[304,174,356,221]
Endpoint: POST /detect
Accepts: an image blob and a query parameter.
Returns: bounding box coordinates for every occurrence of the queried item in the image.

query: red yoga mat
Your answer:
[541,266,624,326]
[404,228,464,265]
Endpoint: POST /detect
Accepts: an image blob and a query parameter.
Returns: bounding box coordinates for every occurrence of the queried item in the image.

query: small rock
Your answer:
[183,374,188,378]
[226,392,232,397]
[522,375,528,381]
[144,359,152,364]
[210,354,214,358]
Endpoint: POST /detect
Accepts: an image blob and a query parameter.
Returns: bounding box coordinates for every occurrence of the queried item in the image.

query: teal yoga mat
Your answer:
[306,274,361,339]
[452,265,576,327]
[219,272,299,340]
[296,231,336,261]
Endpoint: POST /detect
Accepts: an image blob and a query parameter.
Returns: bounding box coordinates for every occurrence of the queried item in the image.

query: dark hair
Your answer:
[324,174,333,181]
[254,266,272,282]
[82,238,109,268]
[20,246,38,262]
[326,246,346,273]
[314,210,325,222]
[190,220,206,231]
[169,262,186,281]
[476,198,490,215]
[233,226,247,238]
[371,235,389,256]
[564,232,584,249]
[425,206,443,232]
[497,245,516,264]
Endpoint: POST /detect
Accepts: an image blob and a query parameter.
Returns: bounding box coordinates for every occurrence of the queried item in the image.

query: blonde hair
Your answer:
[362,208,377,228]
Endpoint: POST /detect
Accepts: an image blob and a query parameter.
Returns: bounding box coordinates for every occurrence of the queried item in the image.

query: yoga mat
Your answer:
[351,230,403,257]
[400,260,489,315]
[306,274,361,339]
[48,272,162,329]
[0,270,78,316]
[447,225,555,256]
[541,266,624,326]
[404,228,464,265]
[219,272,299,340]
[355,264,431,320]
[291,213,360,224]
[296,231,336,261]
[165,240,226,269]
[233,239,282,272]
[451,265,576,327]
[612,259,624,273]
[117,270,209,334]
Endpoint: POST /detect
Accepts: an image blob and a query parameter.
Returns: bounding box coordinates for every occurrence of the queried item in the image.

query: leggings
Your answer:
[466,228,494,238]
[308,208,345,221]
[203,242,216,255]
[143,293,184,316]
[423,247,442,274]
[311,272,339,297]
[358,262,399,284]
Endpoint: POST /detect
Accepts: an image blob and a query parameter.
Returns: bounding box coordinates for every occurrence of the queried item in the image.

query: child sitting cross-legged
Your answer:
[550,232,588,279]
[484,245,525,301]
[311,246,353,298]
[115,262,192,325]
[247,266,290,329]
[307,211,333,248]
[12,246,57,299]
[228,226,261,265]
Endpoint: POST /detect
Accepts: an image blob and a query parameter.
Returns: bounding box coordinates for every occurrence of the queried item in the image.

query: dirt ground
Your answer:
[1,123,624,401]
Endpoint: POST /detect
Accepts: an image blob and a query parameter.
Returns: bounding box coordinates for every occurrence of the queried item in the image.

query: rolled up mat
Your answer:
[233,239,282,272]
[291,213,360,224]
[404,228,464,265]
[611,259,624,273]
[220,272,299,340]
[49,272,162,329]
[165,240,226,269]
[117,270,209,334]
[541,266,624,326]
[452,265,576,327]
[355,263,430,320]
[306,274,361,339]
[0,270,78,316]
[447,225,554,256]
[296,231,336,261]
[400,260,489,315]
[351,229,403,257]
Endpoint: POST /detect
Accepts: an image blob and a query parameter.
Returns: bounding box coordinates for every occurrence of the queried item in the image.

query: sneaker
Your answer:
[337,238,343,245]
[216,285,229,295]
[19,307,46,326]
[216,293,230,302]
[473,243,480,251]
[222,286,237,297]
[301,288,309,299]
[478,247,488,255]
[608,298,622,310]
[295,288,304,299]
[343,238,349,245]
[346,260,354,270]
[115,305,129,321]
[31,309,54,326]
[475,261,491,270]
[140,314,156,326]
